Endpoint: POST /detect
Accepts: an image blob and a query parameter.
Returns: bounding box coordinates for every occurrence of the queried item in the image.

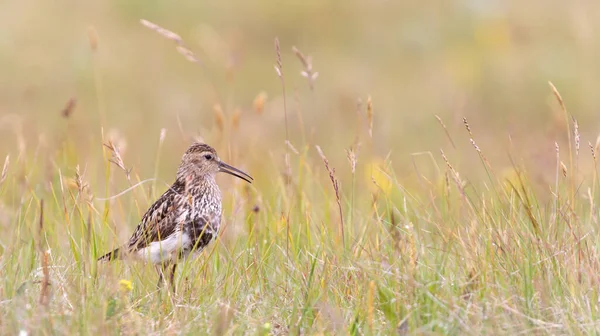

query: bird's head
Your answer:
[176,143,253,184]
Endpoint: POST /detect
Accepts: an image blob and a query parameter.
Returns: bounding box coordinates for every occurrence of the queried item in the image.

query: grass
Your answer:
[3,7,600,335]
[3,80,600,335]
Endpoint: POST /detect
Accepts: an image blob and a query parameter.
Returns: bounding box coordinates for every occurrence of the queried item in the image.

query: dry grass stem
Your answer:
[367,280,375,328]
[274,38,283,78]
[561,161,568,177]
[274,37,289,143]
[39,249,51,306]
[0,155,9,186]
[38,200,50,306]
[573,117,580,157]
[549,81,567,113]
[463,117,493,171]
[315,145,345,245]
[285,140,299,155]
[74,165,93,205]
[463,117,473,138]
[75,165,89,194]
[440,149,466,198]
[283,153,292,186]
[366,96,373,137]
[435,115,456,149]
[292,46,319,90]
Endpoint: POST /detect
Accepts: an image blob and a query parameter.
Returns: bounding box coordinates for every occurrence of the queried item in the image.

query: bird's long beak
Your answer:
[219,161,253,183]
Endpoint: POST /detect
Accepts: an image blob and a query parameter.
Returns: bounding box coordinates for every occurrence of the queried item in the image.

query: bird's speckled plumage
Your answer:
[98,143,252,289]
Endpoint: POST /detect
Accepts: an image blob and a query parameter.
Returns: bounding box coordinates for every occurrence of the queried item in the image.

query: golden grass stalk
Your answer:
[315,145,345,245]
[549,81,574,203]
[274,37,289,143]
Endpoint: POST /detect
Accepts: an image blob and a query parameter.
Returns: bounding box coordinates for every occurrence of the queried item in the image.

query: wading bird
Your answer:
[98,143,252,291]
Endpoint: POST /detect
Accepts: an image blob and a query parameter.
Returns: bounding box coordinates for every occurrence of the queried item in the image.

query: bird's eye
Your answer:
[204,154,213,160]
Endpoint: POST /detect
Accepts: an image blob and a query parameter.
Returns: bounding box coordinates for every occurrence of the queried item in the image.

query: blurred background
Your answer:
[1,0,599,190]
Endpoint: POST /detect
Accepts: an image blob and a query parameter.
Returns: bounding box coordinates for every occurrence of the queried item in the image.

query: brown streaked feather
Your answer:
[126,181,185,251]
[185,143,217,155]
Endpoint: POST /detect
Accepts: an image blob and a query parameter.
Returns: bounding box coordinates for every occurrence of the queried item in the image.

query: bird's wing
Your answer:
[126,185,183,251]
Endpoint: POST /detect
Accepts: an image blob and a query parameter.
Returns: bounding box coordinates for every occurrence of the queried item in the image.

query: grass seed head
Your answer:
[140,19,183,45]
[573,117,580,156]
[274,38,283,78]
[253,91,267,114]
[292,46,318,90]
[549,81,567,113]
[61,97,77,119]
[176,45,199,63]
[104,141,131,180]
[560,161,568,177]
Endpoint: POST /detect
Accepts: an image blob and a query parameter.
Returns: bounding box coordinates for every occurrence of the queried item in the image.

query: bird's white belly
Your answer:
[136,231,191,264]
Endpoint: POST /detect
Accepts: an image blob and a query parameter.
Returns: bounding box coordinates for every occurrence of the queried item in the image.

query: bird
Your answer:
[97,142,253,291]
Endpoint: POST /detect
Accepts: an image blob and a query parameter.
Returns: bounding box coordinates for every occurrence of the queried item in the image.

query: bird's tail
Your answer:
[97,247,123,262]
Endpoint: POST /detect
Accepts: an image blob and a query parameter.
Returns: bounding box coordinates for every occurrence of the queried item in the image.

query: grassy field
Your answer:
[2,1,600,335]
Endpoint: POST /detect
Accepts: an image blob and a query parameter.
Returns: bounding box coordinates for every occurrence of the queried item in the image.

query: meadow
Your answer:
[2,1,600,335]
